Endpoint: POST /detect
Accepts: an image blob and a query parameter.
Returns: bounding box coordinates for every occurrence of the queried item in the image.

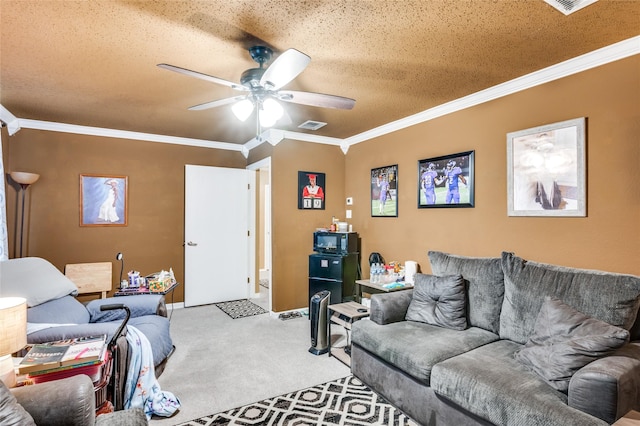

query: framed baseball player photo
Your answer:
[418,151,474,208]
[371,165,398,217]
[298,171,325,210]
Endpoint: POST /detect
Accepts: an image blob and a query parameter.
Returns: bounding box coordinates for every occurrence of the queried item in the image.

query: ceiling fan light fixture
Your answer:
[259,98,284,128]
[232,99,254,122]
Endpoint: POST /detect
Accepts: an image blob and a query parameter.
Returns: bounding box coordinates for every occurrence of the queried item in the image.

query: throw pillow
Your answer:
[428,251,504,334]
[0,257,78,307]
[514,297,630,392]
[406,273,467,331]
[0,380,36,426]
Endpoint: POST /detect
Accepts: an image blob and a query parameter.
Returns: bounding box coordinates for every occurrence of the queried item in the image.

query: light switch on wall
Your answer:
[346,209,352,219]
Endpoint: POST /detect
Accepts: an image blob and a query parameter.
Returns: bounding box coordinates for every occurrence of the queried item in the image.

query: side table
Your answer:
[328,301,369,366]
[354,279,413,304]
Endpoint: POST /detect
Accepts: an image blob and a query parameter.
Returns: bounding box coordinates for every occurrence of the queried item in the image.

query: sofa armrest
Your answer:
[12,374,95,426]
[568,341,640,424]
[369,290,413,325]
[86,294,167,322]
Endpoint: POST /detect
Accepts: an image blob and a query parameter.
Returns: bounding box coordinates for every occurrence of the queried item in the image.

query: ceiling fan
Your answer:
[158,46,355,132]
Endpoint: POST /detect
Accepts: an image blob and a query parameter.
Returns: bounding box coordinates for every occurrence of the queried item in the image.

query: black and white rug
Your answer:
[214,299,267,319]
[176,376,417,425]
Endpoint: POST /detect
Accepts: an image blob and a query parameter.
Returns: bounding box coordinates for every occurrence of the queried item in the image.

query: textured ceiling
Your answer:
[1,1,639,145]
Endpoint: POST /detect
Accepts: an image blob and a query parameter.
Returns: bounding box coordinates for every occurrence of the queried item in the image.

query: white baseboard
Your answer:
[167,302,185,310]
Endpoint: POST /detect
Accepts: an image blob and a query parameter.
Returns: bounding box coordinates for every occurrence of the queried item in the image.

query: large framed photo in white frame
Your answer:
[507,117,586,217]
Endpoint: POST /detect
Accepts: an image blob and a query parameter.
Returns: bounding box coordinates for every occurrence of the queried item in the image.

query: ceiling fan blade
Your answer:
[278,90,355,110]
[260,49,310,90]
[189,96,246,111]
[158,63,248,91]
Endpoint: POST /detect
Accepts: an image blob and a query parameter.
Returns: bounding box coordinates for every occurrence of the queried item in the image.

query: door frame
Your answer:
[247,157,272,312]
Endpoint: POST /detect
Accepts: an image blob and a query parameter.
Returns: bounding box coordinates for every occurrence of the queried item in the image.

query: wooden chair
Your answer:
[65,262,112,299]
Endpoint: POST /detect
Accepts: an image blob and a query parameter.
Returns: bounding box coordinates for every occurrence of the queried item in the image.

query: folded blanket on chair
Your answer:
[124,325,180,419]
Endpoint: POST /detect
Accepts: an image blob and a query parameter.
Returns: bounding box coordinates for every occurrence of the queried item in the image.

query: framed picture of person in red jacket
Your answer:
[298,171,325,210]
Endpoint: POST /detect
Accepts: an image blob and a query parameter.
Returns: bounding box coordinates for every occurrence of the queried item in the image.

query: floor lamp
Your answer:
[10,171,40,258]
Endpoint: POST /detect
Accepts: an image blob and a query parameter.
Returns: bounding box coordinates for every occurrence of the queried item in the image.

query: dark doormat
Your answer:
[214,299,267,319]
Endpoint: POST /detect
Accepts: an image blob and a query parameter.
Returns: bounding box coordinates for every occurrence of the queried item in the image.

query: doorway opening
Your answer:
[247,158,272,312]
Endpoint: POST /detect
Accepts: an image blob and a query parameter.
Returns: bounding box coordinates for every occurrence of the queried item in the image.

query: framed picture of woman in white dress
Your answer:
[80,174,128,226]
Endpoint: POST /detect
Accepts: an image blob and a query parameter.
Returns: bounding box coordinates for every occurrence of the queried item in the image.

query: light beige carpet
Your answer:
[149,302,350,425]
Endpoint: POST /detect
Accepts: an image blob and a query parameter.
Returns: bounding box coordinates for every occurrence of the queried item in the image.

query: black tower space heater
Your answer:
[309,290,331,355]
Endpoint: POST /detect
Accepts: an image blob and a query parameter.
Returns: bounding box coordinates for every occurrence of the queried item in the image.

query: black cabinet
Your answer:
[309,252,359,305]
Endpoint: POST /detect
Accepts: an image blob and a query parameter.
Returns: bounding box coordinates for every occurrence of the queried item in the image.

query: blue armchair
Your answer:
[0,257,174,410]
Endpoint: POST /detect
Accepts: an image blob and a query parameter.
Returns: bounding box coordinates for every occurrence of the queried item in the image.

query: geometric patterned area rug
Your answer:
[214,299,267,319]
[175,375,418,425]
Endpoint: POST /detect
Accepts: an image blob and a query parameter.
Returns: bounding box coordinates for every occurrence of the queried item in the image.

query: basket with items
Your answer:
[148,269,175,293]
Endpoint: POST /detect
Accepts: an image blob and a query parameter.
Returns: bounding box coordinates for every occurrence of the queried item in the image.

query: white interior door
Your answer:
[184,165,252,307]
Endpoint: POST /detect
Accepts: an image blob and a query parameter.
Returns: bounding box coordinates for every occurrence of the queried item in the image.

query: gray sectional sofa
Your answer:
[351,251,640,425]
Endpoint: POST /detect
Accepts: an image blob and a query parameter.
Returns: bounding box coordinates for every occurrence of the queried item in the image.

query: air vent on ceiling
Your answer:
[298,120,327,131]
[544,0,598,15]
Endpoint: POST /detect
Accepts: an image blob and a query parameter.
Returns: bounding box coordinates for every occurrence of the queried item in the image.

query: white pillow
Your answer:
[0,257,78,307]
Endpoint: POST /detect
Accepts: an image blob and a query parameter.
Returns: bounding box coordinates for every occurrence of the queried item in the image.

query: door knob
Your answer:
[187,241,198,246]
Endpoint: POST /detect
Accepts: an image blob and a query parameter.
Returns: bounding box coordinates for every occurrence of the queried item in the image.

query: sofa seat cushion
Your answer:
[27,315,173,367]
[428,251,504,334]
[406,273,467,330]
[431,340,608,426]
[500,252,640,344]
[351,318,498,383]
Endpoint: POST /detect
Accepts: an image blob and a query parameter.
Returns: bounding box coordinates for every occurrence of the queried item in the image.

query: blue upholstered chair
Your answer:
[0,257,174,410]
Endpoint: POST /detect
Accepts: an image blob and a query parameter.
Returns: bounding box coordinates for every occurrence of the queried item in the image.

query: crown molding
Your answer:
[342,35,640,147]
[0,105,21,135]
[15,119,243,151]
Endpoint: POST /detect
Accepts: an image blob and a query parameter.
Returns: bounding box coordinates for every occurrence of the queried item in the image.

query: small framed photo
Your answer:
[80,174,128,226]
[418,151,475,208]
[371,165,398,217]
[507,117,586,217]
[298,171,325,210]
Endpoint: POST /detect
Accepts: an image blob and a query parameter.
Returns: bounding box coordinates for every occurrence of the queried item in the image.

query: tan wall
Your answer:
[3,128,246,302]
[3,56,638,312]
[345,55,640,278]
[270,139,346,312]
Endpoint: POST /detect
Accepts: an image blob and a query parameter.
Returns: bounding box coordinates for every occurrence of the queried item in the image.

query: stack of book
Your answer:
[17,335,108,383]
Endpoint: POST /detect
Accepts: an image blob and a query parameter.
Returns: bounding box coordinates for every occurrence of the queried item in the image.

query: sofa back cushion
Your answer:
[428,251,504,334]
[0,257,78,307]
[500,252,640,344]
